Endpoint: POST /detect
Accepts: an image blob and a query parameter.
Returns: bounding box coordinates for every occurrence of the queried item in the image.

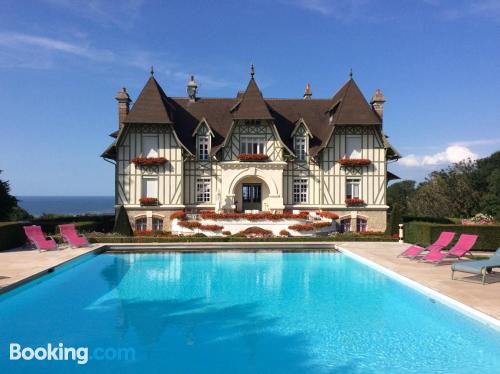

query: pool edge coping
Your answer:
[337,244,500,332]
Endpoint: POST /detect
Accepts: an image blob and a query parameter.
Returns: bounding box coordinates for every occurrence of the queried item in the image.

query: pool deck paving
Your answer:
[1,241,499,321]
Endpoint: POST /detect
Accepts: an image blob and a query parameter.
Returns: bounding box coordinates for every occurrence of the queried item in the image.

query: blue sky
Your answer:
[0,0,499,196]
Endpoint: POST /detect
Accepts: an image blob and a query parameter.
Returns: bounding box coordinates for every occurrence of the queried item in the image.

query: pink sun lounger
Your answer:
[420,234,478,265]
[398,231,455,259]
[59,224,89,248]
[23,225,58,252]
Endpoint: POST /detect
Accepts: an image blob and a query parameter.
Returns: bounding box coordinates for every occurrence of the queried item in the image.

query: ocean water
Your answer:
[0,252,499,373]
[16,196,114,217]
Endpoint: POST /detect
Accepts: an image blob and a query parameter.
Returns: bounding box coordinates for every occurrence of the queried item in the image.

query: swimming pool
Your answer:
[1,252,499,373]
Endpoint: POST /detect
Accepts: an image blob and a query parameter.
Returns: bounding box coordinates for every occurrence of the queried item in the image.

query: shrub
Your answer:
[240,227,273,237]
[33,215,115,234]
[279,229,291,237]
[192,233,207,238]
[318,211,339,220]
[170,211,186,220]
[312,222,331,229]
[222,231,231,236]
[114,205,133,236]
[0,222,26,251]
[387,202,402,235]
[404,222,500,251]
[134,230,170,237]
[178,220,202,229]
[199,224,223,232]
[289,224,314,231]
[462,213,495,225]
[402,216,454,224]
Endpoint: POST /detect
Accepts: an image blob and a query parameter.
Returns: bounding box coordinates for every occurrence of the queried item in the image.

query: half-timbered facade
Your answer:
[102,68,399,232]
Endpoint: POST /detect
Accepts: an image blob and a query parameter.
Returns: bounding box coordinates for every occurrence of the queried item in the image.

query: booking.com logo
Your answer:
[9,343,135,365]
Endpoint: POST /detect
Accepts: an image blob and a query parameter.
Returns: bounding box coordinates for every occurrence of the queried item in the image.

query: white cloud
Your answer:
[450,138,500,147]
[399,145,478,167]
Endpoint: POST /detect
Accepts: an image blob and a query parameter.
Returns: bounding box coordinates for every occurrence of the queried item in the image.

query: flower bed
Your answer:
[318,211,339,220]
[170,211,186,220]
[279,229,291,237]
[312,221,332,229]
[345,198,365,206]
[237,153,269,162]
[337,158,371,166]
[239,227,273,237]
[139,197,158,205]
[199,224,224,232]
[288,224,315,232]
[199,211,309,221]
[178,220,202,229]
[132,157,167,166]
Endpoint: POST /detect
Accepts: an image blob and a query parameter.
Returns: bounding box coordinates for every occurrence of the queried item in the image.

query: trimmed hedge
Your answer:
[32,215,114,235]
[0,222,26,251]
[402,216,454,224]
[88,234,398,244]
[404,222,500,251]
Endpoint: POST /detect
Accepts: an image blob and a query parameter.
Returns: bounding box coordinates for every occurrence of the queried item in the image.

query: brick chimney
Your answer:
[370,88,385,120]
[115,87,131,129]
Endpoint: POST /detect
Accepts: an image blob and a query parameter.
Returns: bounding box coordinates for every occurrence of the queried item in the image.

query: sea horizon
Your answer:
[16,195,115,217]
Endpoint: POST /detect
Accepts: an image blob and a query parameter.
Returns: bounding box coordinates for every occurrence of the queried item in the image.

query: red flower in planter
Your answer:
[337,158,371,166]
[237,153,269,161]
[178,220,202,229]
[170,211,186,220]
[132,157,167,166]
[139,197,158,205]
[312,221,331,229]
[345,198,365,206]
[199,224,224,232]
[318,211,339,219]
[288,224,315,232]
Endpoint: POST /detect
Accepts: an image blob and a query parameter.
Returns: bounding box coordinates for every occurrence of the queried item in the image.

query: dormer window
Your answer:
[198,136,209,161]
[294,136,307,161]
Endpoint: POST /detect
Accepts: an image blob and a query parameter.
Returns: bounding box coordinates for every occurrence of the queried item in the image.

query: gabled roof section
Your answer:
[329,78,381,126]
[125,76,173,124]
[290,118,313,138]
[191,117,214,137]
[231,78,273,120]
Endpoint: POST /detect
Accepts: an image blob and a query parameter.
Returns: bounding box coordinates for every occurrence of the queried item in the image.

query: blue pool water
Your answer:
[1,252,500,373]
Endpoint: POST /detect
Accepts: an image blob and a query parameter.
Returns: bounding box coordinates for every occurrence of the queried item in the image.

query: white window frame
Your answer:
[198,135,210,161]
[196,178,211,203]
[152,217,164,231]
[294,136,307,161]
[142,135,159,158]
[293,178,308,203]
[142,176,158,198]
[345,135,362,159]
[240,136,266,154]
[346,178,361,199]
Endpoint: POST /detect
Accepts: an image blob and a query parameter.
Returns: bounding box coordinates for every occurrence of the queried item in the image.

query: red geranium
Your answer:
[345,198,365,206]
[199,224,224,231]
[139,197,158,205]
[170,211,186,220]
[178,220,202,229]
[237,153,269,161]
[337,158,371,166]
[318,211,339,220]
[132,157,167,166]
[288,224,314,231]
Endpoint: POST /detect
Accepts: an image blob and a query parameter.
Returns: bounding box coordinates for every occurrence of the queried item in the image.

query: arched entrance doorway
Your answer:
[233,176,270,212]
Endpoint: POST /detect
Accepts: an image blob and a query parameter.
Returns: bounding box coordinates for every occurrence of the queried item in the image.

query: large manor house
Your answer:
[102,66,400,232]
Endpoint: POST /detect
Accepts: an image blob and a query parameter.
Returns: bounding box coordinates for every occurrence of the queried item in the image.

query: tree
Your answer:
[113,205,133,236]
[386,202,402,235]
[0,170,18,221]
[387,180,416,215]
[481,170,500,220]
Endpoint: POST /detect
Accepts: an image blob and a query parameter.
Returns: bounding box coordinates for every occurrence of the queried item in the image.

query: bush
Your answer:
[222,231,231,236]
[0,222,26,250]
[114,206,133,236]
[32,214,115,234]
[312,222,331,229]
[240,227,273,237]
[404,222,500,251]
[402,216,454,224]
[387,202,403,235]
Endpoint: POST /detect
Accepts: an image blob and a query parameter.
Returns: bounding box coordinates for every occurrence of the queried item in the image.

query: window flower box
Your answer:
[237,153,269,162]
[132,157,167,166]
[337,158,371,167]
[345,198,365,206]
[139,197,159,206]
